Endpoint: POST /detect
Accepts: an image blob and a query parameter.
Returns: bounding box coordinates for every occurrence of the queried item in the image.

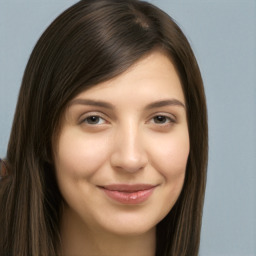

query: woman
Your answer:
[0,0,208,255]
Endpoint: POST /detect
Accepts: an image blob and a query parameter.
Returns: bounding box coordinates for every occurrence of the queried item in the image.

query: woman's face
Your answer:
[54,51,189,236]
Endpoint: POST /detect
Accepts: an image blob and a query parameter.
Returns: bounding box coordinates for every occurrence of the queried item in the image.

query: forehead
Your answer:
[71,50,185,106]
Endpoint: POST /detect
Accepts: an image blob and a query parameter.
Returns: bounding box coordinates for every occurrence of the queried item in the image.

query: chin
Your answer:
[96,213,159,237]
[107,225,155,237]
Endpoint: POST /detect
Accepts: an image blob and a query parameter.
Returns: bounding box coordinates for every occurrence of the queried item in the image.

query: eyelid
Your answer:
[79,111,109,124]
[79,111,177,126]
[147,112,177,123]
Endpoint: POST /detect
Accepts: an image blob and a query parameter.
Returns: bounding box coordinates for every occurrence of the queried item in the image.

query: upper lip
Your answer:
[98,184,157,192]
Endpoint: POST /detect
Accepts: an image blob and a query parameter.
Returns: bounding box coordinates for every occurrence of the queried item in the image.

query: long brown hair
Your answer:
[0,0,208,255]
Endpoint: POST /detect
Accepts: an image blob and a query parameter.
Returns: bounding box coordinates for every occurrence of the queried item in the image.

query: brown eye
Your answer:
[153,115,170,124]
[83,116,105,125]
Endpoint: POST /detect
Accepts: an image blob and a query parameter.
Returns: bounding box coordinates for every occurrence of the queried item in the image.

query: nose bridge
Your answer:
[110,120,147,172]
[122,122,141,156]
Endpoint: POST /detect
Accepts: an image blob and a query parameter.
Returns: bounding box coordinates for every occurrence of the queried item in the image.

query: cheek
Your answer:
[54,129,111,178]
[149,129,190,185]
[144,129,189,221]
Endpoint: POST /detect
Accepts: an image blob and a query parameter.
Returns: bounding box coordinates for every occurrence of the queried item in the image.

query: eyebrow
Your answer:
[145,99,186,110]
[69,98,185,110]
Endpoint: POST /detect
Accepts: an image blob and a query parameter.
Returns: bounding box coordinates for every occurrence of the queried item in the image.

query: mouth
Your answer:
[98,184,157,204]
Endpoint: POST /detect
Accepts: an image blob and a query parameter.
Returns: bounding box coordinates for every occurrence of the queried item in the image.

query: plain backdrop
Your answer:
[0,1,255,255]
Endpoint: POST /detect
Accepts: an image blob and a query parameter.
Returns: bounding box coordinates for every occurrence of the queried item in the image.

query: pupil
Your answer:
[88,116,99,124]
[154,116,166,123]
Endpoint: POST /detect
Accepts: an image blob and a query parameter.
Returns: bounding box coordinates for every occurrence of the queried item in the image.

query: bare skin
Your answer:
[60,206,156,256]
[54,50,189,256]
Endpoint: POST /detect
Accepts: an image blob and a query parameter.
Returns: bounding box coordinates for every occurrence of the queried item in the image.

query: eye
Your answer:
[151,115,175,124]
[82,115,106,125]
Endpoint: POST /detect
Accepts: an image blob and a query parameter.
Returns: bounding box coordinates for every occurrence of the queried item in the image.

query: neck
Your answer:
[60,207,156,256]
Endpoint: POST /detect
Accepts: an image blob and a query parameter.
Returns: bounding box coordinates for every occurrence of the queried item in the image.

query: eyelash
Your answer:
[80,113,176,127]
[81,114,108,125]
[149,115,176,126]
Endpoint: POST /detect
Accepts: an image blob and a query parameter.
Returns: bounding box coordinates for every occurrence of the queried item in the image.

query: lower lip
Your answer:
[101,188,155,204]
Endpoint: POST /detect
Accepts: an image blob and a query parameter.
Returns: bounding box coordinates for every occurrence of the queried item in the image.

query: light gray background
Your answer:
[0,1,255,255]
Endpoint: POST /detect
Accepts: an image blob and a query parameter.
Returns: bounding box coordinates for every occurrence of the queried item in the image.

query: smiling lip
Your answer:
[99,184,157,204]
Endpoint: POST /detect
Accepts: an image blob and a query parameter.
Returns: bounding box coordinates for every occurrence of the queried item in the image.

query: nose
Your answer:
[110,124,148,173]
